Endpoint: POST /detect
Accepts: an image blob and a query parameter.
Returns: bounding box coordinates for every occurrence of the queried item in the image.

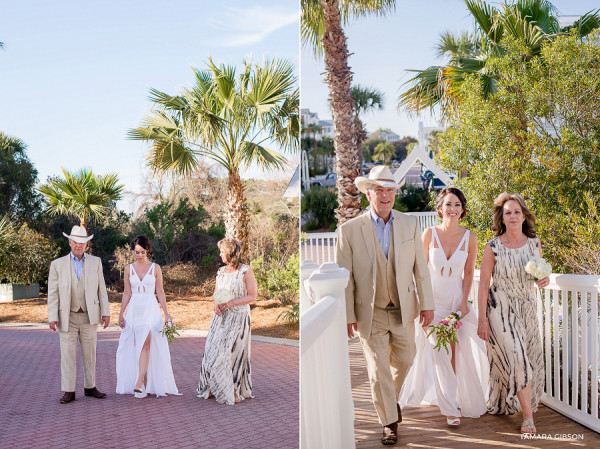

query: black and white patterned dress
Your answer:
[486,237,544,414]
[197,264,253,405]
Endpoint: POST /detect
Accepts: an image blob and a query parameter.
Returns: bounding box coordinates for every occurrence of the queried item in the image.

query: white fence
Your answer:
[301,211,438,264]
[301,261,600,439]
[468,272,600,432]
[300,263,355,449]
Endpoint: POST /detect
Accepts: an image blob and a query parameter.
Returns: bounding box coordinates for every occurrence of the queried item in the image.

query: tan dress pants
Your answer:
[59,312,98,392]
[359,306,416,426]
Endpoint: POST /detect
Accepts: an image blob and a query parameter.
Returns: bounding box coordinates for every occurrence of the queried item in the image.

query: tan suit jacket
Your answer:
[47,254,110,332]
[336,210,434,337]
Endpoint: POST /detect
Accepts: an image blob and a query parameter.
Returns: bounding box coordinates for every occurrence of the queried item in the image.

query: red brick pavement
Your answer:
[0,327,299,449]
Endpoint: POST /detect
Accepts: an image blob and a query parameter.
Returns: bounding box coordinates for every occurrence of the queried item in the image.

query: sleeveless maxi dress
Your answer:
[486,237,544,414]
[197,264,253,405]
[116,263,180,397]
[400,228,489,417]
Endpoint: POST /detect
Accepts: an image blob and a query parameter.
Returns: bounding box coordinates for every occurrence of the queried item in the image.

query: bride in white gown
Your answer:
[399,188,488,424]
[116,235,180,398]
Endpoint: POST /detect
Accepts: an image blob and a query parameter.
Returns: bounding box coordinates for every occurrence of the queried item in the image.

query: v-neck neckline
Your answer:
[132,263,153,281]
[432,227,469,262]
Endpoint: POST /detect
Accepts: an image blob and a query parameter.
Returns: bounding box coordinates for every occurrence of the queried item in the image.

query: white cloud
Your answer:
[206,6,298,47]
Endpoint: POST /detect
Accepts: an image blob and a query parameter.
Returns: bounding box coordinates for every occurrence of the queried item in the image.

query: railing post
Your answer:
[300,259,320,313]
[301,263,355,449]
[305,262,349,303]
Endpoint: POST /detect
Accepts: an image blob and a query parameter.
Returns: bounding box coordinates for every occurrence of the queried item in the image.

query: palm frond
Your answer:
[465,0,503,45]
[566,9,600,37]
[238,141,287,171]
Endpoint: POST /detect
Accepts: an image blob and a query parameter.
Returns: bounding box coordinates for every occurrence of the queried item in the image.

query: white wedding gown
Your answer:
[116,263,180,397]
[399,228,488,417]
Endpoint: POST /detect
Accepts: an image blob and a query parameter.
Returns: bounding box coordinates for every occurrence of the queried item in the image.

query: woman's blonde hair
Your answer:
[492,192,536,237]
[217,238,243,269]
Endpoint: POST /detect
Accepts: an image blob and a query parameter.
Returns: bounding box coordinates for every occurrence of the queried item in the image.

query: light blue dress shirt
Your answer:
[370,209,394,259]
[70,252,86,281]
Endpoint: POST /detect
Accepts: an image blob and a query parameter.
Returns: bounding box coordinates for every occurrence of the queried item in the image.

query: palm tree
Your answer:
[128,58,298,256]
[39,168,124,230]
[373,141,395,164]
[399,0,600,117]
[351,84,384,165]
[302,0,396,224]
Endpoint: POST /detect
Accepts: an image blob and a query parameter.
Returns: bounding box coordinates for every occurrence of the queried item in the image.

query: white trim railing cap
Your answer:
[306,262,350,303]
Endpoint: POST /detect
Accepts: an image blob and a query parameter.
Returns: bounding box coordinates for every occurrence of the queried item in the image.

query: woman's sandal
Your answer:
[521,418,536,434]
[446,416,461,426]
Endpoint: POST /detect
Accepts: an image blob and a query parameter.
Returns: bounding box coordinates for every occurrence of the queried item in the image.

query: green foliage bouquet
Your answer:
[160,320,181,344]
[426,312,462,354]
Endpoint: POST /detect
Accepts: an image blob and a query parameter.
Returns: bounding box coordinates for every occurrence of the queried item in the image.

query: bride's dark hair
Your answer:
[435,187,468,219]
[131,235,152,254]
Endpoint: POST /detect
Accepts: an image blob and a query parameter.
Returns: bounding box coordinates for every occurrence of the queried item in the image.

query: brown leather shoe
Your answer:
[381,422,398,445]
[396,403,402,423]
[60,392,75,404]
[84,387,106,399]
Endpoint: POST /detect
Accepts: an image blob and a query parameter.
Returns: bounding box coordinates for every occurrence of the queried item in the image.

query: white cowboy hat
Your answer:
[62,225,94,243]
[354,165,398,194]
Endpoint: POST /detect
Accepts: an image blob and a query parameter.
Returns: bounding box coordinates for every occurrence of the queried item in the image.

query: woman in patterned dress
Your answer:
[477,193,550,434]
[197,238,257,405]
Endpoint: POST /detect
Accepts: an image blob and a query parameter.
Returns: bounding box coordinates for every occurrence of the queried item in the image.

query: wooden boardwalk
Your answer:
[349,340,599,448]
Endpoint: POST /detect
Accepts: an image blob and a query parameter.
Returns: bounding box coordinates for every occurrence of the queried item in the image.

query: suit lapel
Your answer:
[360,214,376,265]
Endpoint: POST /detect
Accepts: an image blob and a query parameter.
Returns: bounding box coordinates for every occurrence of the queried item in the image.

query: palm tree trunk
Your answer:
[321,0,361,225]
[224,169,250,259]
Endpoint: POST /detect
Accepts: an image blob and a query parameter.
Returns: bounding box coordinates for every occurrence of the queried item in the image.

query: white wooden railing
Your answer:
[301,261,600,438]
[301,211,438,265]
[469,271,600,432]
[300,262,355,449]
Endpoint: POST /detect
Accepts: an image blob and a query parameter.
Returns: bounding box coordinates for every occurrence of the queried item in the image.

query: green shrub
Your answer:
[251,252,299,305]
[277,301,299,326]
[132,198,216,265]
[395,185,434,212]
[301,186,337,231]
[0,220,59,284]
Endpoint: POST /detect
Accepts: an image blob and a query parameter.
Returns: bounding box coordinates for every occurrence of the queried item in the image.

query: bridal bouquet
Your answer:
[161,320,181,344]
[214,288,232,325]
[426,312,462,354]
[525,257,552,281]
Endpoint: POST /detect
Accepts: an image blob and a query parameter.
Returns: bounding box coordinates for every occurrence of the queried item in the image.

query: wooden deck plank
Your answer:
[349,340,599,448]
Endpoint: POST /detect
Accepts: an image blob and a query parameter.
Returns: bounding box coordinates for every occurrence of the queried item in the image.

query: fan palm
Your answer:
[351,84,384,164]
[399,0,600,117]
[128,58,298,256]
[302,0,396,224]
[39,168,124,230]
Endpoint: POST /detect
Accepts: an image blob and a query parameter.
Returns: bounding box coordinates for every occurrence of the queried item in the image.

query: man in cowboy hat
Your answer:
[47,225,110,404]
[336,165,434,445]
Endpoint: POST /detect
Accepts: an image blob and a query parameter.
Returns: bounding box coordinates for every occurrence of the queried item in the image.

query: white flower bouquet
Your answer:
[213,288,232,324]
[525,257,552,281]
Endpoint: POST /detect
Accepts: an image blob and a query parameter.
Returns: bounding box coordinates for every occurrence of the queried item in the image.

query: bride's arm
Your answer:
[119,265,133,328]
[154,265,171,321]
[421,227,432,264]
[477,245,495,340]
[458,232,478,316]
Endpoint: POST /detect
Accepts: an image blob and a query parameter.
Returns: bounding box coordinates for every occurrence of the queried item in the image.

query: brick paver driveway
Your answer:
[0,326,298,449]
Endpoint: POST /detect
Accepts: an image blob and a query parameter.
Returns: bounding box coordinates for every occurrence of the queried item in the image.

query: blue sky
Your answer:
[301,0,599,139]
[0,0,299,212]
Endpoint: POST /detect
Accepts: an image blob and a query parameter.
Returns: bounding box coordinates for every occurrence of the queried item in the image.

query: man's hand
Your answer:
[419,310,434,328]
[347,322,358,339]
[49,321,58,332]
[101,316,110,329]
